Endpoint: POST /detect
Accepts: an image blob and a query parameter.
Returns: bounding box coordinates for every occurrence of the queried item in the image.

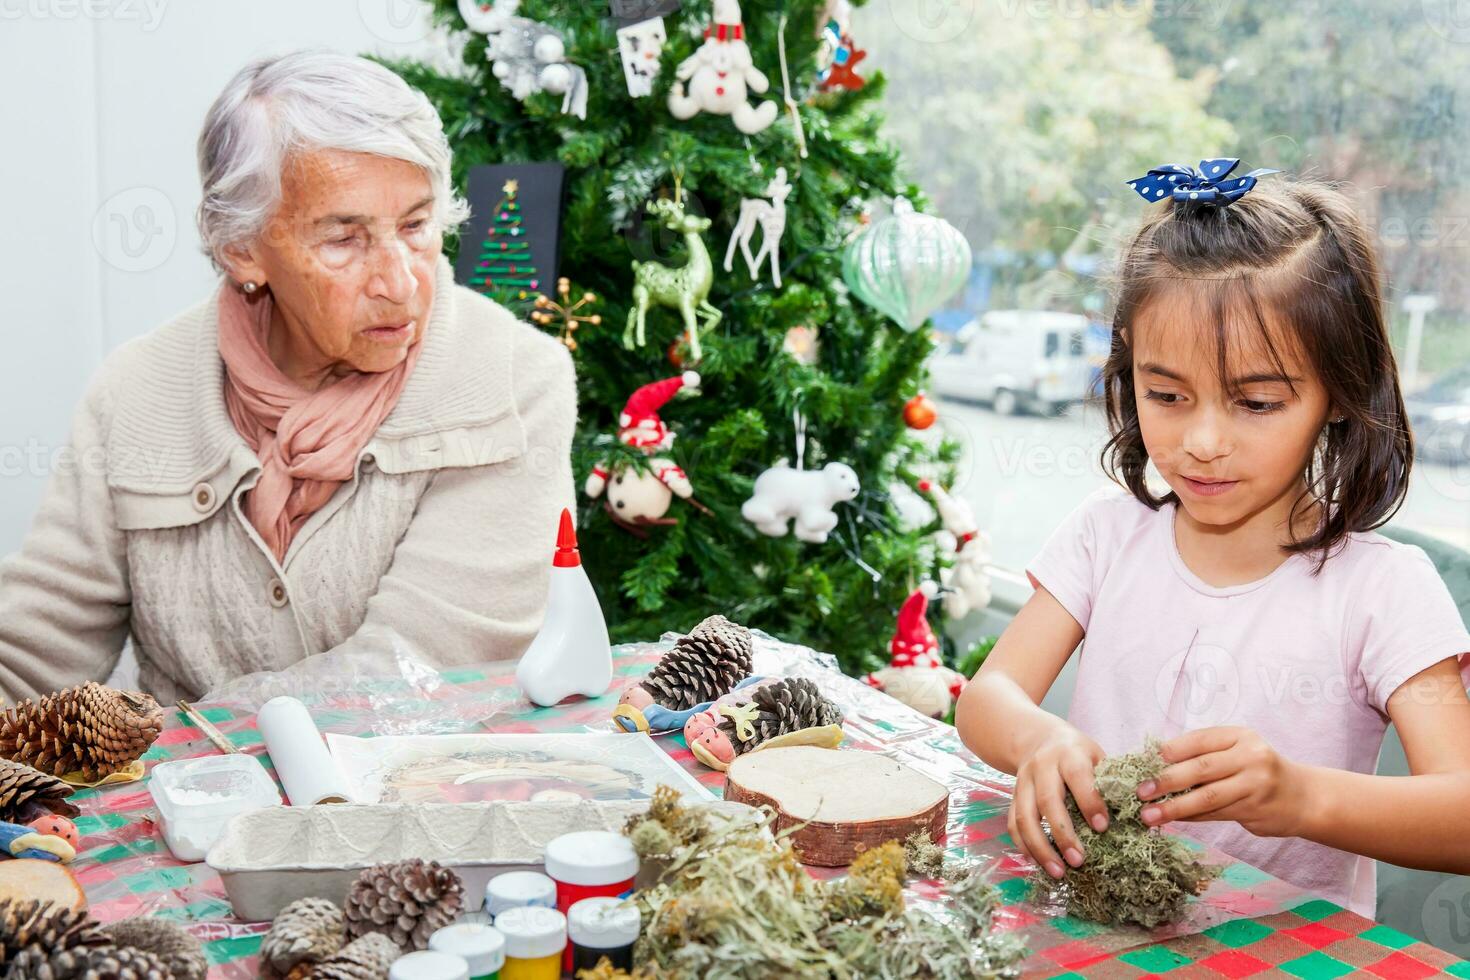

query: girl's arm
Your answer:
[956,584,1114,878]
[1294,657,1470,874]
[1137,657,1470,875]
[955,584,1084,774]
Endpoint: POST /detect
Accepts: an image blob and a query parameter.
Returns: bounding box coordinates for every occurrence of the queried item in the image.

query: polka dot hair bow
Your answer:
[1125,158,1281,205]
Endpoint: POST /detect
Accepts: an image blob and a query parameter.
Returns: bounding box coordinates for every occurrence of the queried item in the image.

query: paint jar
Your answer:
[568,896,640,973]
[485,871,558,921]
[389,950,470,980]
[429,923,505,980]
[495,906,566,980]
[544,831,638,971]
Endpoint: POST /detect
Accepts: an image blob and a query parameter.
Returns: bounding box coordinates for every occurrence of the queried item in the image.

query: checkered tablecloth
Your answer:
[62,635,1470,978]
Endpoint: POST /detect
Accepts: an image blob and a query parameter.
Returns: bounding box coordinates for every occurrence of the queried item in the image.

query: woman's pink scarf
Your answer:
[216,283,426,562]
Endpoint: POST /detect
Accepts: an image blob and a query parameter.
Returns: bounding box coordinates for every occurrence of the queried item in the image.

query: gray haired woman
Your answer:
[0,50,577,703]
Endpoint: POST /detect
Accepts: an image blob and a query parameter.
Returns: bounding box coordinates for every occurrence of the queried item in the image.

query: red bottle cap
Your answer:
[553,509,581,568]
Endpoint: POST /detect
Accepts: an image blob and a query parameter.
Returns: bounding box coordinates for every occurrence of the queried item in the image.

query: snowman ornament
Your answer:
[864,582,967,718]
[586,373,705,531]
[918,479,994,620]
[668,0,779,134]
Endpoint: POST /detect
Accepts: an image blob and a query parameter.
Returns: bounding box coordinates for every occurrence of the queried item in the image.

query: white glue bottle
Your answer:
[515,508,613,706]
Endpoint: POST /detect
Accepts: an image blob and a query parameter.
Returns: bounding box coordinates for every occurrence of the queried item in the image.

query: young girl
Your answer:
[954,162,1470,918]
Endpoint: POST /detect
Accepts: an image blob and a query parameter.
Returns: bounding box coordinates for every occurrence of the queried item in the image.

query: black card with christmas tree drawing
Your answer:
[454,162,566,310]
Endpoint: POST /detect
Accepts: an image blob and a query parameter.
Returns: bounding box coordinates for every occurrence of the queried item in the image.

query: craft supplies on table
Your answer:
[494,906,566,980]
[485,871,557,919]
[430,922,506,979]
[567,896,640,973]
[390,949,472,980]
[146,754,280,861]
[256,695,355,805]
[543,830,638,971]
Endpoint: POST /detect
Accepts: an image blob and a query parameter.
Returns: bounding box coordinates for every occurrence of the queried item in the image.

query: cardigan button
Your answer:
[191,483,216,513]
[268,579,289,608]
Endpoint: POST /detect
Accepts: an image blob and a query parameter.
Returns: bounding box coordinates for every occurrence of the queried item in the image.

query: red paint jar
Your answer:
[543,831,638,972]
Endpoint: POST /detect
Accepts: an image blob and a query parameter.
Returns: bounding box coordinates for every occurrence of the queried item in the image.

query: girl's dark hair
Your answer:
[1101,180,1413,573]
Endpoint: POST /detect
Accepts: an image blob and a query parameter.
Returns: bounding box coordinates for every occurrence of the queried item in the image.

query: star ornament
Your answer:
[531,276,601,352]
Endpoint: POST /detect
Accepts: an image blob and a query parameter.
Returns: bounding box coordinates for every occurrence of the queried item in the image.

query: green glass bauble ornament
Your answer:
[842,197,972,331]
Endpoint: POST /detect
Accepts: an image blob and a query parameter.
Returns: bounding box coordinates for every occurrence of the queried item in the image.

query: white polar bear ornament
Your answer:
[668,0,779,135]
[741,462,860,544]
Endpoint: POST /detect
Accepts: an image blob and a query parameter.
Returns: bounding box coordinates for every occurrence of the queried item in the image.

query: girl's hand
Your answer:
[1137,726,1308,838]
[1009,727,1110,879]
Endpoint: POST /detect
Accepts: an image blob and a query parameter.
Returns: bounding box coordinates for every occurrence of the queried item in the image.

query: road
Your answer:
[932,395,1470,573]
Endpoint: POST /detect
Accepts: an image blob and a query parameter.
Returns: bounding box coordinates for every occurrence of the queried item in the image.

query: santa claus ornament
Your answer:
[586,372,710,534]
[668,0,779,134]
[864,582,967,718]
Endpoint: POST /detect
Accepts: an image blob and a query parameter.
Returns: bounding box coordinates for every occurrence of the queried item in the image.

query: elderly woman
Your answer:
[0,50,577,703]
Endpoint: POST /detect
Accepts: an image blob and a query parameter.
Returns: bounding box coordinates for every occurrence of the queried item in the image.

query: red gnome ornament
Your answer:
[864,582,967,718]
[586,372,709,534]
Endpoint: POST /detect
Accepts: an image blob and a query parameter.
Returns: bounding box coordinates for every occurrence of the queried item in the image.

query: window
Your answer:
[857,1,1470,571]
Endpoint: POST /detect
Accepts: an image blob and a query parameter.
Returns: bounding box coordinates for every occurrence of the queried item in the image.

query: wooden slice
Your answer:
[0,858,86,910]
[724,746,948,867]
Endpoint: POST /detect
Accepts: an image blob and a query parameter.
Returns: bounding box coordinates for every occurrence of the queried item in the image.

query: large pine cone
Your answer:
[100,919,205,980]
[640,615,754,711]
[0,899,109,971]
[344,859,462,952]
[262,898,346,973]
[0,683,165,781]
[311,932,401,980]
[0,758,79,822]
[5,944,172,980]
[719,677,843,756]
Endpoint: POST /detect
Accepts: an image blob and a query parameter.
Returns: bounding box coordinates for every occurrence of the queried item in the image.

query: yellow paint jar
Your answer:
[495,906,566,980]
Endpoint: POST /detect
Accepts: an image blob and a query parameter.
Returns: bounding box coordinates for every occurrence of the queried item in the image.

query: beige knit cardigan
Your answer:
[0,255,578,704]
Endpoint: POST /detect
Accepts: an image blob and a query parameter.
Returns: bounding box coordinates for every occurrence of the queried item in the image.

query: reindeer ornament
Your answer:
[625,197,723,363]
[724,167,792,288]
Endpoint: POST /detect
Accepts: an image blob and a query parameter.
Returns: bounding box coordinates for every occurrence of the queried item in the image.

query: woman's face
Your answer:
[227,149,442,380]
[1130,288,1333,529]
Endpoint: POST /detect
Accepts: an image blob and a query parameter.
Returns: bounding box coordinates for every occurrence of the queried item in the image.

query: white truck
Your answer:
[927,309,1094,416]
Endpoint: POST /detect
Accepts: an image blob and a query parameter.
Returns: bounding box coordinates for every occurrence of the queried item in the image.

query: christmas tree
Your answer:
[466,178,541,308]
[380,0,962,677]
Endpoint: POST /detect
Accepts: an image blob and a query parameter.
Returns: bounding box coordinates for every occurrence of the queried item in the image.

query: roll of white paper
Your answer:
[257,696,355,806]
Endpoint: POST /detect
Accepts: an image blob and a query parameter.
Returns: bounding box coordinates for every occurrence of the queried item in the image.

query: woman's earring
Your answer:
[241,281,259,295]
[1331,415,1346,424]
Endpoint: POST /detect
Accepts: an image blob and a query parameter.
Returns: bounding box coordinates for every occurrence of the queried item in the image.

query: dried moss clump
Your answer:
[622,787,1027,979]
[1031,737,1223,928]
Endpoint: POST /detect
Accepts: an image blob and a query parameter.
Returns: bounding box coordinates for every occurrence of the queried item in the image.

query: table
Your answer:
[64,633,1470,979]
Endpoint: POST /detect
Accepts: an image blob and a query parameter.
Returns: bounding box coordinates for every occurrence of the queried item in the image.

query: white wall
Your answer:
[0,0,455,552]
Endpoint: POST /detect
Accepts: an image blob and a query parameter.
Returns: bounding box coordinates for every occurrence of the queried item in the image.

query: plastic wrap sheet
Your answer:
[68,628,1316,978]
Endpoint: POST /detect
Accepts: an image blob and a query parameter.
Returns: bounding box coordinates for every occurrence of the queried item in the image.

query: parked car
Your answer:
[1406,363,1470,464]
[927,309,1093,415]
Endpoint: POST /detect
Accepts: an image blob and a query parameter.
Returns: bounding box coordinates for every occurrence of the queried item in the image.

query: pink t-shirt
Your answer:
[1026,485,1470,918]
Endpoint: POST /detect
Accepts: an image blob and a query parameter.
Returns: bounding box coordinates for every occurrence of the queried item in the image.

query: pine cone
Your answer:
[344,859,462,951]
[0,898,108,970]
[0,758,80,823]
[0,683,165,782]
[100,919,205,980]
[262,898,346,973]
[719,677,843,756]
[6,943,172,980]
[639,615,754,711]
[311,932,401,980]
